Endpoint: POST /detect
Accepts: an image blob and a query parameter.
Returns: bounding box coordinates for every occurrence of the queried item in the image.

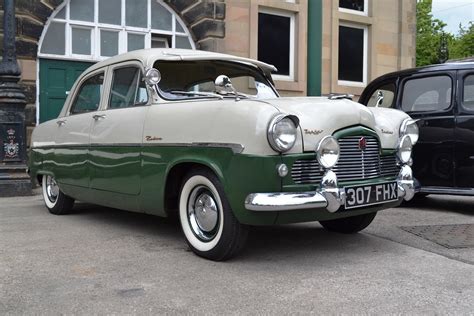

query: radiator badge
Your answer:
[358,137,367,151]
[381,129,393,135]
[304,129,323,135]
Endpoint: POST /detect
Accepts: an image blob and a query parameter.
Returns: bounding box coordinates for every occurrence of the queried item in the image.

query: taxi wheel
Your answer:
[178,168,248,261]
[41,175,75,215]
[319,212,377,234]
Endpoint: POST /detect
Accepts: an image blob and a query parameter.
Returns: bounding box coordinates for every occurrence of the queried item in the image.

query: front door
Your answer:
[397,72,456,188]
[454,71,474,188]
[39,59,94,123]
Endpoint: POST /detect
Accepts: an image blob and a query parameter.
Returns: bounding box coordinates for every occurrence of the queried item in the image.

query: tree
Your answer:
[449,22,474,60]
[416,0,447,66]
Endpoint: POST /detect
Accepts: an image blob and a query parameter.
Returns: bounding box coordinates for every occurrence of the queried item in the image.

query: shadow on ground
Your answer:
[68,202,376,261]
[402,195,474,216]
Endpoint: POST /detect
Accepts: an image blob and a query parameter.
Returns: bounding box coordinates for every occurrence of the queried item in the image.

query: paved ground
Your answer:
[1,193,473,314]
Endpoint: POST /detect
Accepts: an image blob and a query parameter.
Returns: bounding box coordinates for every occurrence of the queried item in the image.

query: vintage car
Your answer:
[29,49,416,261]
[359,62,474,197]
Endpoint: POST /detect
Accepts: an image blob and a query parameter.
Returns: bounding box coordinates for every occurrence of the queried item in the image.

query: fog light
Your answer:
[277,164,288,177]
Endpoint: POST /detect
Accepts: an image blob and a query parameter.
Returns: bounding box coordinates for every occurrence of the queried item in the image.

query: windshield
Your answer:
[155,60,278,100]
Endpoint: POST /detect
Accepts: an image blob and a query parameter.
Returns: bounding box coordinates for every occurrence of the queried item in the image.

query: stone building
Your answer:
[0,0,415,141]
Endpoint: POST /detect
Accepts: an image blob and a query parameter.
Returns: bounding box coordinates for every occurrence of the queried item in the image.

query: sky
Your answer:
[431,0,474,35]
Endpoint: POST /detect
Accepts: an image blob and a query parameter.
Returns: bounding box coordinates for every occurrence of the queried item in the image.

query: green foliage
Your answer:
[417,0,474,66]
[449,22,474,60]
[416,0,447,66]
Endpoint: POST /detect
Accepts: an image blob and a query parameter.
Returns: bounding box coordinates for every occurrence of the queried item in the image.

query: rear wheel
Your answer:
[41,175,75,215]
[319,212,377,234]
[178,168,248,261]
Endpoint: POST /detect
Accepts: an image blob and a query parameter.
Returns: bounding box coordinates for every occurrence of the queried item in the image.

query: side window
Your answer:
[109,66,148,109]
[401,76,452,113]
[70,73,104,115]
[367,82,396,108]
[463,74,474,111]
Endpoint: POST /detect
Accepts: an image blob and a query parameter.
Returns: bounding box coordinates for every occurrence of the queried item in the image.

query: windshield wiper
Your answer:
[169,90,224,100]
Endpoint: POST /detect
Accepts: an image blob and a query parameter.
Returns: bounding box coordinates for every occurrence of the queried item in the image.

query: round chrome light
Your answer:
[400,119,419,145]
[276,163,289,177]
[316,136,340,169]
[267,115,298,153]
[144,68,161,85]
[397,135,412,164]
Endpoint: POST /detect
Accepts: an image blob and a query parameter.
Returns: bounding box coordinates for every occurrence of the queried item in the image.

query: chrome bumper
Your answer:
[244,165,415,212]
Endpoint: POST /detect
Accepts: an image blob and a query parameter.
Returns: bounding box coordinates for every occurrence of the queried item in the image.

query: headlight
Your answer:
[316,136,340,169]
[397,135,412,164]
[267,114,299,153]
[400,119,419,144]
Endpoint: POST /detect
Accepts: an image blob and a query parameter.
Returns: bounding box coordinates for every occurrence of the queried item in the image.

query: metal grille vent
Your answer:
[291,136,400,184]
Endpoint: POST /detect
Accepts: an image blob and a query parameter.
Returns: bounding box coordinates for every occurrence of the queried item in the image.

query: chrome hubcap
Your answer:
[187,186,219,241]
[46,176,59,203]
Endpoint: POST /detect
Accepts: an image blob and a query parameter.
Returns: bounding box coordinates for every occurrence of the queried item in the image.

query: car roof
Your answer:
[370,61,474,82]
[85,48,278,73]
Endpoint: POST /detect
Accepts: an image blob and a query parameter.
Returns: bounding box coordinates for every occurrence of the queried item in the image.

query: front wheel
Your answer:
[178,168,248,261]
[319,212,377,234]
[41,175,75,215]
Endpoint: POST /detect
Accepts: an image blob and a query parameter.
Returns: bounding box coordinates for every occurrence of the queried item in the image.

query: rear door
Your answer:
[89,62,150,195]
[454,71,474,188]
[54,69,106,188]
[397,72,456,188]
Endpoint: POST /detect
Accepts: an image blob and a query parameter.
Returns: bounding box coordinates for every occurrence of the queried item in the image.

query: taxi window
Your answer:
[70,73,104,115]
[401,76,452,113]
[463,74,474,111]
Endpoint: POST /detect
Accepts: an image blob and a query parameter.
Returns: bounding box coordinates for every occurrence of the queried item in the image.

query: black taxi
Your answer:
[359,62,474,196]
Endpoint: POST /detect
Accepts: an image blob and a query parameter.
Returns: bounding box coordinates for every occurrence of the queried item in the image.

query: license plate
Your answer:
[344,182,398,209]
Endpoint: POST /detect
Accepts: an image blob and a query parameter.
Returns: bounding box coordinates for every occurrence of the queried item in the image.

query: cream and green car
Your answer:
[30,49,417,260]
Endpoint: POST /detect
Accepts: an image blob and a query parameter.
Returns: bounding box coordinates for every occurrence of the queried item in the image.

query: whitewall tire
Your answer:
[179,168,248,261]
[41,175,75,215]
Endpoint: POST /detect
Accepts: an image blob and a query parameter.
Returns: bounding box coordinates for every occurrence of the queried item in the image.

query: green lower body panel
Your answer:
[29,144,400,226]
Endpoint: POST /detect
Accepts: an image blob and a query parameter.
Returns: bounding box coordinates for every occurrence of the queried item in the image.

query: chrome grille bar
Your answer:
[291,135,400,184]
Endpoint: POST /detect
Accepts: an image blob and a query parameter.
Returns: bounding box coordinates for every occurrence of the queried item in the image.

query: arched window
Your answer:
[39,0,195,61]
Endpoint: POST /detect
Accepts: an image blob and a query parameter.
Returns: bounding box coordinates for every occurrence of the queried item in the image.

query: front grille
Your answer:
[291,135,400,185]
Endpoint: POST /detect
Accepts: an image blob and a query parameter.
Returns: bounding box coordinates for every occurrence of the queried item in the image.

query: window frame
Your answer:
[338,0,369,16]
[68,69,107,116]
[105,61,150,110]
[337,22,368,87]
[257,8,296,81]
[38,0,195,63]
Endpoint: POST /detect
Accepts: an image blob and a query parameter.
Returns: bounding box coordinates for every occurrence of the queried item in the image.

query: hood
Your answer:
[263,97,409,150]
[265,97,376,150]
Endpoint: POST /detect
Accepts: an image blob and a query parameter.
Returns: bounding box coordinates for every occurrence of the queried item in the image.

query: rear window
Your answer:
[401,76,452,112]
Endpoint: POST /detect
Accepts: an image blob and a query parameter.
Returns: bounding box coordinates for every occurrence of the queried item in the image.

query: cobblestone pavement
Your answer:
[1,193,473,314]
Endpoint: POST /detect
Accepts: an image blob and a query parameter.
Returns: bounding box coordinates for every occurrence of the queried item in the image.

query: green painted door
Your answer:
[39,59,94,123]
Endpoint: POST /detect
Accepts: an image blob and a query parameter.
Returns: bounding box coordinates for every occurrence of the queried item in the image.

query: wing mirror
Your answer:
[375,90,384,107]
[215,75,233,90]
[144,68,161,86]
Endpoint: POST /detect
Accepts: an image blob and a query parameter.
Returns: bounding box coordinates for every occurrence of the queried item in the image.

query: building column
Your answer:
[0,0,32,196]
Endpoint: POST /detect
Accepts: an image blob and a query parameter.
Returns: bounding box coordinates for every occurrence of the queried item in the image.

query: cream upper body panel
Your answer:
[142,98,289,156]
[258,97,410,151]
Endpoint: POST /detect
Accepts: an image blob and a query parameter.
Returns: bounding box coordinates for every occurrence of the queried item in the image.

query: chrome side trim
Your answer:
[32,142,245,154]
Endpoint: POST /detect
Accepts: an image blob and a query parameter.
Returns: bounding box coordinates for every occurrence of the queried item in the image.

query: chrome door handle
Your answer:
[56,120,67,126]
[93,114,106,120]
